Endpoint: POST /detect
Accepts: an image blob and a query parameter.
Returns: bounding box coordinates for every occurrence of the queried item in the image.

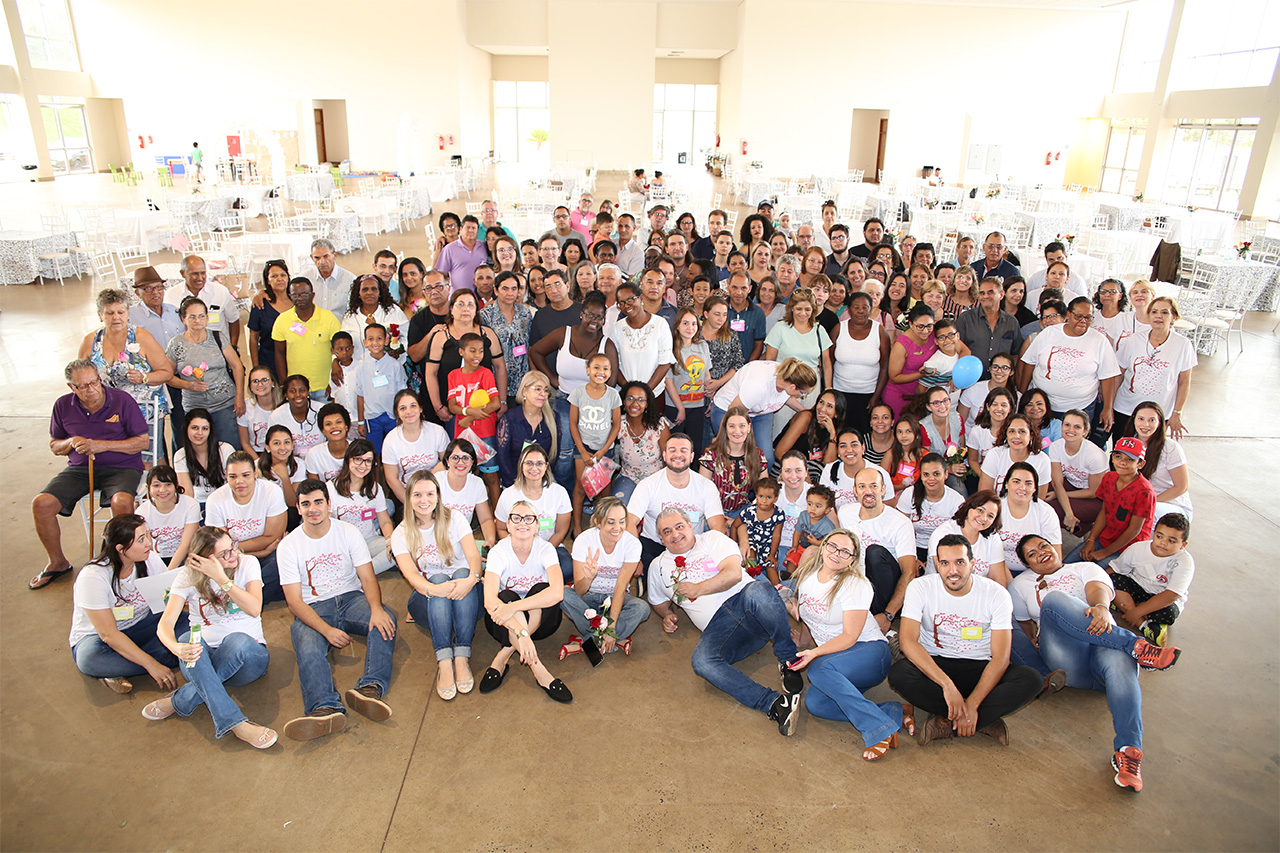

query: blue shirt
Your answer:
[794,512,836,547]
[726,301,766,360]
[129,302,184,348]
[495,408,558,488]
[971,258,1021,283]
[356,353,407,419]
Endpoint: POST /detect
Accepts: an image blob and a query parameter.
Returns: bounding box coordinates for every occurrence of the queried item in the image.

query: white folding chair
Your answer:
[115,245,151,280]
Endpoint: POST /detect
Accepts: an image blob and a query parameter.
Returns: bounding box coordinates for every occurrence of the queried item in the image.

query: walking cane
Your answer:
[87,452,96,549]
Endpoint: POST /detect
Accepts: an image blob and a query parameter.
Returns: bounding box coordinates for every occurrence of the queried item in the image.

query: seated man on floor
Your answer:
[835,467,919,636]
[889,534,1042,746]
[648,508,805,736]
[1011,534,1182,792]
[278,479,397,741]
[31,359,149,590]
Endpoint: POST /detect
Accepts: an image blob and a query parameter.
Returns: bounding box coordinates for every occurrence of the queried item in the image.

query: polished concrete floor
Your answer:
[1,172,1277,852]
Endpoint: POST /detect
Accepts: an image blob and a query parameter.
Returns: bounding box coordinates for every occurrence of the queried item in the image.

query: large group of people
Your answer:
[35,197,1201,792]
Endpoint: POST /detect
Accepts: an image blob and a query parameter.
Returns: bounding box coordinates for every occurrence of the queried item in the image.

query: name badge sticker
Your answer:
[208,311,222,325]
[361,507,377,521]
[112,604,135,621]
[290,321,307,336]
[730,319,746,332]
[960,626,984,640]
[512,344,528,357]
[372,374,389,388]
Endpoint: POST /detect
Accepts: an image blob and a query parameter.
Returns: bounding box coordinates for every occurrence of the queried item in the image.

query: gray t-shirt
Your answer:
[568,384,621,452]
[166,332,235,412]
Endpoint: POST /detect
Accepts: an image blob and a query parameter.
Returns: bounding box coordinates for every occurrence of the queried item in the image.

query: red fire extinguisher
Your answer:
[741,139,748,156]
[438,135,445,151]
[138,135,145,149]
[448,135,454,146]
[715,134,721,149]
[1045,152,1052,166]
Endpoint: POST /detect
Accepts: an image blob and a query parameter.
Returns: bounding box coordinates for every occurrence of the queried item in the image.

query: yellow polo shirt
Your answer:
[271,307,342,391]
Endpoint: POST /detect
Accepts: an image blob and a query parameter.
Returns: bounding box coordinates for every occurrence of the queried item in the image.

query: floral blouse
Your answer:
[618,418,669,482]
[698,446,768,513]
[90,325,169,420]
[481,301,534,400]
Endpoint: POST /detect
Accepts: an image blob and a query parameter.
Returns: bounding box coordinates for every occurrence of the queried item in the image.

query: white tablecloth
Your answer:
[114,209,170,252]
[1190,256,1280,312]
[399,183,433,219]
[0,230,88,285]
[1097,201,1146,232]
[1015,210,1076,248]
[1158,209,1235,251]
[775,194,825,225]
[167,196,235,233]
[746,178,786,207]
[232,185,276,218]
[317,213,360,254]
[834,181,872,214]
[417,174,456,203]
[285,172,335,202]
[341,196,399,234]
[1076,229,1161,276]
[221,233,316,275]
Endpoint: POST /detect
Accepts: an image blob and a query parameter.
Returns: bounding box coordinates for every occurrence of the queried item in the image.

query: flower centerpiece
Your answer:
[1133,192,1144,202]
[986,188,1001,199]
[1236,241,1252,260]
[923,198,940,210]
[1055,232,1076,251]
[971,214,985,227]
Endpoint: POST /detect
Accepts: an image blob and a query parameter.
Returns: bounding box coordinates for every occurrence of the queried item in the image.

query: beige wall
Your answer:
[491,55,548,81]
[655,58,719,85]
[84,97,127,172]
[313,100,349,164]
[547,0,654,167]
[848,109,888,177]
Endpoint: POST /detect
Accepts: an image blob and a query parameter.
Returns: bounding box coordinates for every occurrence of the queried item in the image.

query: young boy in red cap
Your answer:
[1065,437,1155,569]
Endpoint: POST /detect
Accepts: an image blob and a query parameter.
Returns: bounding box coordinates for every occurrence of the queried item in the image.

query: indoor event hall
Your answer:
[0,0,1277,850]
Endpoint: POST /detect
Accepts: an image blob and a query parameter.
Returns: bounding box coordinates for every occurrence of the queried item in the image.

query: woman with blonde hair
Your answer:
[495,370,558,488]
[783,528,910,761]
[944,264,978,319]
[711,357,819,470]
[152,525,276,749]
[559,496,650,659]
[392,470,483,700]
[480,499,572,702]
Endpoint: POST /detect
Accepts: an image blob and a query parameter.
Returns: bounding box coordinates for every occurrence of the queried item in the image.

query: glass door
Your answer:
[41,102,92,174]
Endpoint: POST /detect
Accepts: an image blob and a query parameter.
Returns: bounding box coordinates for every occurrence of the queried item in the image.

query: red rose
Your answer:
[389,324,400,336]
[675,556,686,568]
[745,564,761,577]
[589,615,602,628]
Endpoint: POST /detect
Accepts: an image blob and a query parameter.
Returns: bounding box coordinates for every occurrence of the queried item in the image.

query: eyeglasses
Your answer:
[350,456,375,466]
[215,547,238,562]
[522,460,547,468]
[936,331,958,342]
[912,322,935,332]
[1070,312,1094,321]
[134,284,165,293]
[448,454,473,464]
[824,541,855,561]
[617,295,638,306]
[425,283,447,292]
[250,377,273,385]
[625,396,647,404]
[1098,289,1121,295]
[508,513,538,525]
[928,398,950,407]
[69,379,103,392]
[984,243,1006,250]
[990,364,1013,372]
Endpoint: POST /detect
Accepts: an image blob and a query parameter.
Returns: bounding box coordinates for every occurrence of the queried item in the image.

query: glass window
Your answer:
[652,83,718,164]
[1100,120,1146,197]
[493,81,550,166]
[1169,0,1280,90]
[1114,0,1173,94]
[1159,118,1256,210]
[17,0,79,71]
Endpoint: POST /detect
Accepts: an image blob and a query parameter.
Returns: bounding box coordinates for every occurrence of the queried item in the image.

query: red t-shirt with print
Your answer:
[1095,471,1156,549]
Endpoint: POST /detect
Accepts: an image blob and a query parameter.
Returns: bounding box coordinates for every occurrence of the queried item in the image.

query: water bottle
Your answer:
[187,623,202,669]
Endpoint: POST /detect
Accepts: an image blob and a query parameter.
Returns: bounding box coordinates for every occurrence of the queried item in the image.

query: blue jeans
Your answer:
[804,640,901,747]
[690,579,797,713]
[208,405,242,451]
[170,631,270,738]
[406,568,481,662]
[552,392,575,494]
[72,611,187,678]
[1064,541,1119,569]
[1037,591,1143,750]
[309,389,329,403]
[561,588,651,640]
[290,590,396,715]
[365,412,397,455]
[710,406,777,470]
[1010,625,1052,677]
[554,543,574,583]
[258,551,283,604]
[612,476,639,506]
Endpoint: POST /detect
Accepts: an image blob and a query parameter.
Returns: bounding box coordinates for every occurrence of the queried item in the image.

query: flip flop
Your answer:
[29,566,73,590]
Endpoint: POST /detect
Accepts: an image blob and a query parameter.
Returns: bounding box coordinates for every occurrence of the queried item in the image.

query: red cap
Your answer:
[1113,437,1146,460]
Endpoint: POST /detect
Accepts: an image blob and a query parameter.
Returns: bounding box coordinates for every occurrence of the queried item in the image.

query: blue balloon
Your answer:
[952,355,984,390]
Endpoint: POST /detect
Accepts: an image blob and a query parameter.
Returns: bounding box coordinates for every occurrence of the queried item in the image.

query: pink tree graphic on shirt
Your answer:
[1044,345,1084,381]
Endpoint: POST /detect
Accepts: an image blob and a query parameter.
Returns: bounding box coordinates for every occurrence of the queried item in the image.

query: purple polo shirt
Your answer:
[436,239,489,293]
[51,387,148,470]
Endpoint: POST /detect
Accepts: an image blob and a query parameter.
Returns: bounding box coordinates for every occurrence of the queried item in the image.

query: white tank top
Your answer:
[557,330,604,395]
[832,318,882,394]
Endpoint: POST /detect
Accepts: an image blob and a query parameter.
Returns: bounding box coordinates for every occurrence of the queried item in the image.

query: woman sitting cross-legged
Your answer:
[559,497,651,660]
[148,526,277,749]
[783,528,913,762]
[69,514,185,696]
[479,500,573,703]
[392,470,483,701]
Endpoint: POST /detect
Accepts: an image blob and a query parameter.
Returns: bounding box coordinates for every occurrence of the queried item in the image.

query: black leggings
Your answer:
[483,583,563,646]
[888,655,1041,730]
[1111,573,1181,625]
[840,391,875,437]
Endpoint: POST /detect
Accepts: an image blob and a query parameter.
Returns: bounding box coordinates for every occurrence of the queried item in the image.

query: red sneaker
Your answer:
[1132,638,1181,671]
[1112,746,1143,792]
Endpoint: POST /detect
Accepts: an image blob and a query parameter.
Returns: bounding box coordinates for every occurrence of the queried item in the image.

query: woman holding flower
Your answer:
[166,295,245,451]
[559,497,650,659]
[79,288,173,465]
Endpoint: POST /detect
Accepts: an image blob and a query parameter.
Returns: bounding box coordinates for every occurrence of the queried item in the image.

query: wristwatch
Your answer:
[882,610,896,623]
[517,629,530,639]
[219,579,235,592]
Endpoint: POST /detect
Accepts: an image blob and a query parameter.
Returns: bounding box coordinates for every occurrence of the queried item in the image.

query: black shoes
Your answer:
[539,678,573,703]
[768,693,802,737]
[779,660,805,696]
[479,664,510,694]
